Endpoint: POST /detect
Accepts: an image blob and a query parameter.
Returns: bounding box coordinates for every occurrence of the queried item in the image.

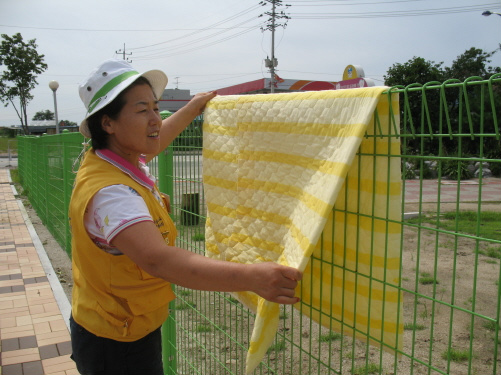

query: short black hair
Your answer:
[87,76,153,149]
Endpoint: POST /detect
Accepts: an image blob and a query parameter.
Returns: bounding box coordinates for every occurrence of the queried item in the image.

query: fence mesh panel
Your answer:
[17,75,501,374]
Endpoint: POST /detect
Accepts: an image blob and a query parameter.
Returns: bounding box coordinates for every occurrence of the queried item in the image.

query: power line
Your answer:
[288,4,501,19]
[128,4,262,51]
[133,25,262,61]
[0,24,256,32]
[288,0,432,5]
[132,18,261,57]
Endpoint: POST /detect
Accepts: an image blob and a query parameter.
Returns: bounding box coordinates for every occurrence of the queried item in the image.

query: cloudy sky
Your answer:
[1,0,500,127]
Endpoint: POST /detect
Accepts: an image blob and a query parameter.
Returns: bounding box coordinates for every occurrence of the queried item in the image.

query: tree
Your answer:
[32,109,54,121]
[384,57,445,156]
[383,48,501,158]
[445,46,501,81]
[443,47,501,158]
[60,120,77,127]
[0,33,48,135]
[384,56,444,88]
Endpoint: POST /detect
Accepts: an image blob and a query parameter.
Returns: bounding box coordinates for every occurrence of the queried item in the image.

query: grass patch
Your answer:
[352,363,381,374]
[441,348,470,362]
[192,233,205,241]
[279,311,289,320]
[404,323,426,331]
[9,168,20,184]
[408,211,501,242]
[196,324,212,333]
[319,332,342,343]
[267,340,286,354]
[0,136,17,153]
[177,290,192,297]
[482,247,501,259]
[227,296,240,305]
[172,302,196,310]
[419,272,439,285]
[483,320,497,332]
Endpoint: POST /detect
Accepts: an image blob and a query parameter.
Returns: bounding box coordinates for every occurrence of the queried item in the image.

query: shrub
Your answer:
[442,159,473,180]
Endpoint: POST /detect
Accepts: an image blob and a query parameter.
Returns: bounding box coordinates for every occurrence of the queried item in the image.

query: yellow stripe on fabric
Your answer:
[238,177,330,217]
[247,301,279,354]
[205,241,221,255]
[238,121,368,138]
[303,304,402,334]
[240,150,351,177]
[203,175,238,191]
[305,270,401,303]
[298,287,402,333]
[208,202,315,258]
[333,212,401,234]
[207,202,238,219]
[359,138,401,155]
[206,99,238,110]
[345,177,401,197]
[230,233,285,257]
[203,149,239,164]
[237,205,314,256]
[206,230,285,260]
[235,87,386,105]
[204,123,240,137]
[335,245,400,270]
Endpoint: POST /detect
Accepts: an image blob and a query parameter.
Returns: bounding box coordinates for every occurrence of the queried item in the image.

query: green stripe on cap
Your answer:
[87,70,139,113]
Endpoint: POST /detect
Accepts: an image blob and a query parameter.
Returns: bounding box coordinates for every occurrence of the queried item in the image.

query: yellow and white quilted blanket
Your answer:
[202,87,403,373]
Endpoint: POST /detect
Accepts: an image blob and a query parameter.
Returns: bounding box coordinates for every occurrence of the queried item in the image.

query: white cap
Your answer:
[78,59,168,138]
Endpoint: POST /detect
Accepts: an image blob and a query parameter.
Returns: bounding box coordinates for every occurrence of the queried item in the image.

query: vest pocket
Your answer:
[95,302,132,337]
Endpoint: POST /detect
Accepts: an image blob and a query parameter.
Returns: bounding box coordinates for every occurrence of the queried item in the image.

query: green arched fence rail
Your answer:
[17,75,501,374]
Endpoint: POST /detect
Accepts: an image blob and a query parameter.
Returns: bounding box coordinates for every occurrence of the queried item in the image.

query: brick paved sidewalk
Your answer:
[0,169,77,375]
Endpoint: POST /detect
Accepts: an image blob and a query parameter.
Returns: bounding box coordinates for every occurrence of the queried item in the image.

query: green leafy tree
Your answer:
[384,56,444,88]
[0,33,48,135]
[60,120,77,127]
[384,57,445,156]
[384,49,501,160]
[445,46,500,81]
[32,109,54,121]
[443,47,501,158]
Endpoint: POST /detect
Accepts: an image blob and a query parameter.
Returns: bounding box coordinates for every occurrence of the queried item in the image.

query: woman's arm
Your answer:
[145,91,217,163]
[111,221,302,305]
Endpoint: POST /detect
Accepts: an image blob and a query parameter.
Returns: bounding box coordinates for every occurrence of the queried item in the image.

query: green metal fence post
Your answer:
[158,111,177,375]
[62,131,72,252]
[159,144,177,375]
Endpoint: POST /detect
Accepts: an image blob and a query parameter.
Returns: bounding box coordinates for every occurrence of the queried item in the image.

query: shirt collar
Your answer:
[95,149,155,190]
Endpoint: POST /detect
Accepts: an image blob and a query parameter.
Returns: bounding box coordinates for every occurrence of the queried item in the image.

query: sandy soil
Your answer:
[21,192,501,374]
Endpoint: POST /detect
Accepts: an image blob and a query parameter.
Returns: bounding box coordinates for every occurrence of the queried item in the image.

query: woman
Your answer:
[69,59,302,375]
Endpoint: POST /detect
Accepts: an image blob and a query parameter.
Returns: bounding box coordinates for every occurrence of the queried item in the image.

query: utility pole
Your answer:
[115,43,132,62]
[260,0,290,93]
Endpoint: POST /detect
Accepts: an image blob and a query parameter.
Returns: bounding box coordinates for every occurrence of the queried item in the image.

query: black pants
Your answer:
[70,316,164,375]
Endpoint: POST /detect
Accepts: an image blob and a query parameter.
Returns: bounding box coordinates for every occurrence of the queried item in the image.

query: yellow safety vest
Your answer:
[69,149,176,341]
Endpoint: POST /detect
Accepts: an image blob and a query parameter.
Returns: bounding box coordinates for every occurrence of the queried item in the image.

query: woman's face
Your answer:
[102,83,162,165]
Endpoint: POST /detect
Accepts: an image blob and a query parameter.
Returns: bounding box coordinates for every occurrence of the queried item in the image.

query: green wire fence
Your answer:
[17,74,501,374]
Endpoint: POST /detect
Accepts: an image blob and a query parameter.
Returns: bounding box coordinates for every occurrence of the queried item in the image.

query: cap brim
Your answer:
[79,69,168,138]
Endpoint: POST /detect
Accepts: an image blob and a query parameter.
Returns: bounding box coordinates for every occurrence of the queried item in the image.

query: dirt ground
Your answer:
[23,195,501,374]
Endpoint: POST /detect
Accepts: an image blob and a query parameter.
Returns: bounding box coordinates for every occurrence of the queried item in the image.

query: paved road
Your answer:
[0,156,17,169]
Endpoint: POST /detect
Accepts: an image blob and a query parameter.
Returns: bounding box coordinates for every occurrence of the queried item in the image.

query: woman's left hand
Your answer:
[186,91,217,116]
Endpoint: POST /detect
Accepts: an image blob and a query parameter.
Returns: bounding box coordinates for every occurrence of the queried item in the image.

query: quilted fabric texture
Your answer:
[202,87,403,373]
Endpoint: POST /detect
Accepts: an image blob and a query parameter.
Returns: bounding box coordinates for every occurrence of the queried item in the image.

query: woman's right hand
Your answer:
[247,262,302,305]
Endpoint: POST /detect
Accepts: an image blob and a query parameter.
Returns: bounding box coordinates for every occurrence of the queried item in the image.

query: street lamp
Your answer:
[49,80,59,134]
[482,10,501,17]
